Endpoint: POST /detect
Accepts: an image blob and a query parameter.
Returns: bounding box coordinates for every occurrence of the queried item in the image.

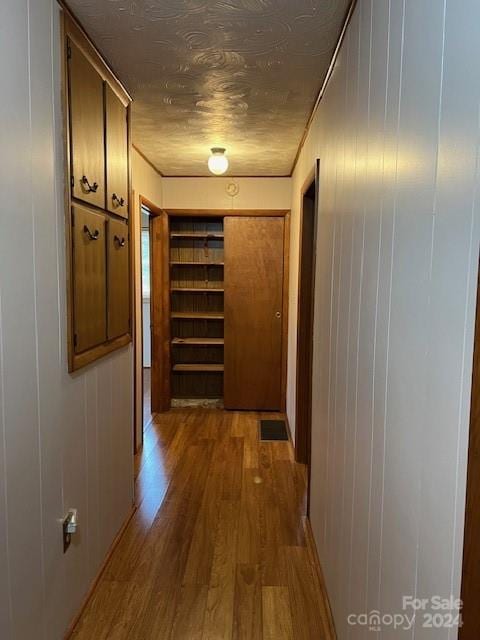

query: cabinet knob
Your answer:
[275,311,281,319]
[112,193,125,207]
[81,175,98,193]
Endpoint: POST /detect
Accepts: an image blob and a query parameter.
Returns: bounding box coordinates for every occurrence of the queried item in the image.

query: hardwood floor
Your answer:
[70,409,334,639]
[143,367,152,429]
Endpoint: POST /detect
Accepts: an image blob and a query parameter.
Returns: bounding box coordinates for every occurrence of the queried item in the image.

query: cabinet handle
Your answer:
[81,175,99,193]
[83,225,99,241]
[114,235,126,247]
[112,193,125,207]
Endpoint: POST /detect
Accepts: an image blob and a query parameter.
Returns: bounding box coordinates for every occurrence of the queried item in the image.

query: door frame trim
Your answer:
[133,195,163,453]
[460,254,480,637]
[294,161,320,512]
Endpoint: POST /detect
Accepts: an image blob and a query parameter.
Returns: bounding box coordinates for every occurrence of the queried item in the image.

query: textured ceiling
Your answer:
[67,0,350,176]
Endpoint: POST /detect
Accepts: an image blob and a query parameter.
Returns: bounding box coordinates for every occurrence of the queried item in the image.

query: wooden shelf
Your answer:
[171,312,224,320]
[170,261,224,266]
[170,232,224,239]
[171,287,224,293]
[172,364,224,373]
[172,337,224,346]
[170,216,225,400]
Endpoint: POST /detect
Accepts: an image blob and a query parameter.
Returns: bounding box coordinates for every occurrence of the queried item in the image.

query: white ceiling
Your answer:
[67,0,350,176]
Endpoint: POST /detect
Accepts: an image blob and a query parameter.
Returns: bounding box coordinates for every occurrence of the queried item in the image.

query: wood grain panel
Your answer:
[261,587,294,640]
[107,218,130,340]
[151,212,171,411]
[461,264,480,638]
[106,84,128,218]
[68,39,105,209]
[224,217,284,410]
[295,177,316,468]
[72,206,106,352]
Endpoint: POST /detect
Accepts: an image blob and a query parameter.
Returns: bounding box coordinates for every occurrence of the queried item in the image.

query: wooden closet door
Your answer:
[107,218,130,339]
[68,40,105,209]
[106,85,129,218]
[224,217,284,410]
[72,206,107,352]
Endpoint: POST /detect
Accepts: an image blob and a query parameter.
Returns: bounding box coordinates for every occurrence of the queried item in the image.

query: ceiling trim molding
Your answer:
[57,0,133,102]
[161,174,292,179]
[290,0,358,176]
[163,208,290,217]
[132,144,165,177]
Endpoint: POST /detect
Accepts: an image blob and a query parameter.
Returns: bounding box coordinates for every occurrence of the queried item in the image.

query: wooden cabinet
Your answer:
[63,16,131,372]
[68,40,105,209]
[106,85,129,218]
[107,219,130,339]
[169,217,225,401]
[72,206,107,353]
[160,212,288,411]
[224,217,284,410]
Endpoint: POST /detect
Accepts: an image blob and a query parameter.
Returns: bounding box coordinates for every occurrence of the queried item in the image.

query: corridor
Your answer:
[70,410,333,639]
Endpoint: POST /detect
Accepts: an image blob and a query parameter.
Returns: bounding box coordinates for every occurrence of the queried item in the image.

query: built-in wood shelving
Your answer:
[171,312,224,320]
[170,261,224,266]
[172,364,224,373]
[170,216,225,401]
[171,287,224,293]
[172,337,224,346]
[170,231,224,239]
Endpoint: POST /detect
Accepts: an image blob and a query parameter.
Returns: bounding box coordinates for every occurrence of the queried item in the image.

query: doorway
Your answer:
[295,162,319,484]
[460,260,480,638]
[134,196,165,454]
[141,206,153,431]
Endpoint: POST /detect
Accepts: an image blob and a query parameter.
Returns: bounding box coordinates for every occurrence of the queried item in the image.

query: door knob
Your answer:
[275,311,281,319]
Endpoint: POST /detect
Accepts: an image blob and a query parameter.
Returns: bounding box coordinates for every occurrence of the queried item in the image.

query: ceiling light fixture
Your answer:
[208,147,228,175]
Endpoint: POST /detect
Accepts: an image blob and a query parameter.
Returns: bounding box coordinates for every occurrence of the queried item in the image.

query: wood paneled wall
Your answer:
[288,0,480,637]
[0,2,133,638]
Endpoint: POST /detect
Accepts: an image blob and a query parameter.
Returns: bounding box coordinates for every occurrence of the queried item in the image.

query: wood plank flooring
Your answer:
[70,409,334,639]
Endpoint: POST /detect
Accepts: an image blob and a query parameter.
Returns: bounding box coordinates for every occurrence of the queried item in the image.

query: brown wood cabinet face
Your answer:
[68,40,105,209]
[72,206,107,353]
[106,85,129,218]
[460,264,480,638]
[107,218,130,340]
[224,217,284,410]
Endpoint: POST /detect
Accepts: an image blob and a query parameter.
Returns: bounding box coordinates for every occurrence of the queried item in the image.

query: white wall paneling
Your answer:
[0,2,134,638]
[288,0,480,638]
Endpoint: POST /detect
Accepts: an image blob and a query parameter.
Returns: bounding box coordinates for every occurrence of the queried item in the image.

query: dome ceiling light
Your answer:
[208,147,229,175]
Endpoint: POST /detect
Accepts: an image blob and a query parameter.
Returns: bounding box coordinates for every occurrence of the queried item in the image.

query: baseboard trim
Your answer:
[63,503,137,639]
[303,516,337,639]
[283,412,294,445]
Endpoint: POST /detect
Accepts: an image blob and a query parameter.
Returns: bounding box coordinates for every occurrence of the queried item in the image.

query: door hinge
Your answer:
[67,42,72,59]
[70,175,74,189]
[74,334,78,348]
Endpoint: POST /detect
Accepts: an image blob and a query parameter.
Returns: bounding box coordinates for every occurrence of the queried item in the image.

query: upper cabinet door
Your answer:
[106,85,129,218]
[107,218,130,339]
[68,39,105,209]
[72,206,107,353]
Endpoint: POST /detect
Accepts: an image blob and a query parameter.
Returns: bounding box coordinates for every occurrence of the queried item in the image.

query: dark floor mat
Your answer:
[260,419,289,441]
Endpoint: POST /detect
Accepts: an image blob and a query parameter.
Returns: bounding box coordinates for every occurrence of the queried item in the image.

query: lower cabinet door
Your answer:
[107,218,130,339]
[72,206,107,353]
